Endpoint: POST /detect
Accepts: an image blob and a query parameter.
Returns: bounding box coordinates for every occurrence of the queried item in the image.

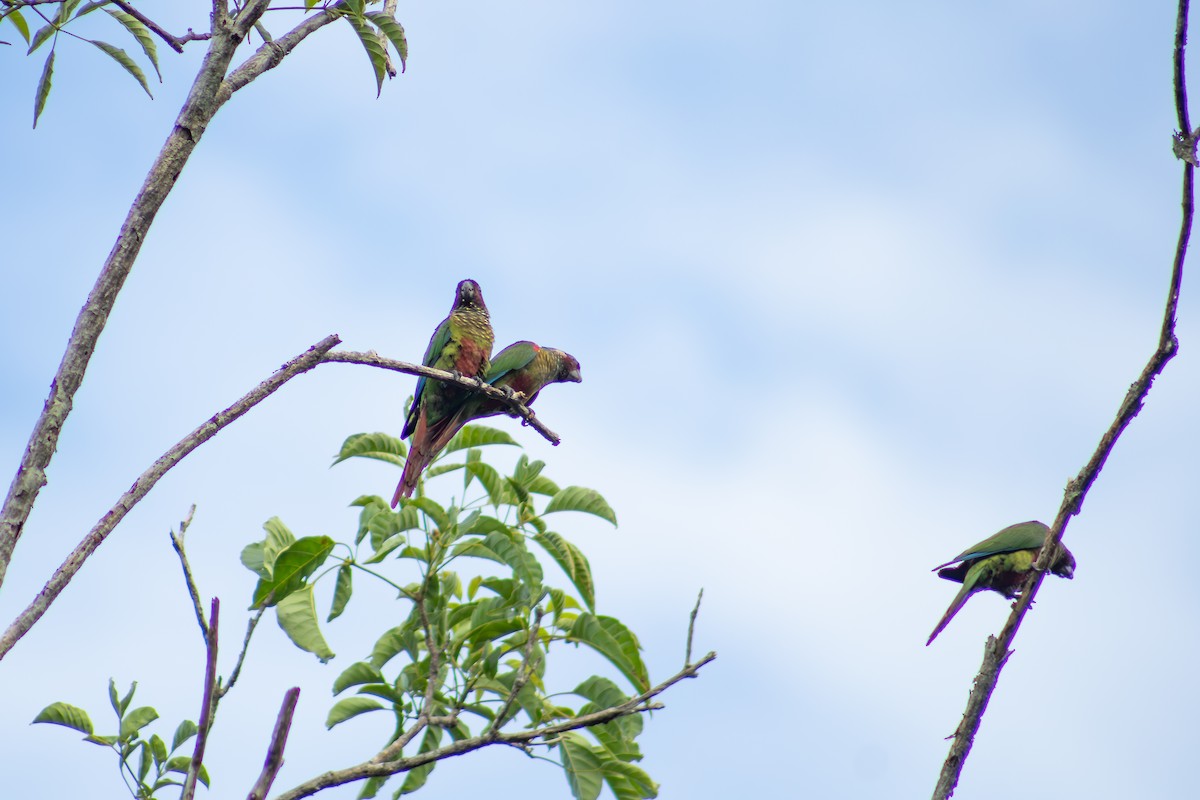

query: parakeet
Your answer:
[393,341,581,504]
[926,520,1075,646]
[393,279,494,507]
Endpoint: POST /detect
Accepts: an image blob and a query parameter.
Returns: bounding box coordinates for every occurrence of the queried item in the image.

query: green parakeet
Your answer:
[394,340,581,501]
[926,520,1075,646]
[393,279,494,507]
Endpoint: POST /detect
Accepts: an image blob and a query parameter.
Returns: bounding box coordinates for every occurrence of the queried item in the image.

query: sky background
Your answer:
[2,1,1198,798]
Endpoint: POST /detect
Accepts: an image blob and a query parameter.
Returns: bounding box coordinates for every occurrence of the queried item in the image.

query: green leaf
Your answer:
[567,615,648,692]
[5,8,30,45]
[148,733,167,768]
[262,517,297,569]
[71,1,102,19]
[365,11,407,73]
[603,760,659,800]
[357,775,390,799]
[369,625,419,669]
[165,757,210,787]
[88,40,152,98]
[464,460,504,506]
[544,487,617,526]
[32,48,54,129]
[527,474,561,496]
[560,732,605,800]
[332,662,385,695]
[252,535,334,607]
[326,696,384,728]
[276,585,336,662]
[328,563,353,621]
[407,496,449,531]
[137,740,152,782]
[32,702,93,735]
[28,21,55,55]
[118,681,137,715]
[332,432,405,466]
[442,424,519,454]
[171,720,198,753]
[344,13,386,97]
[107,678,121,716]
[103,8,160,81]
[398,726,442,794]
[534,531,595,611]
[119,706,159,740]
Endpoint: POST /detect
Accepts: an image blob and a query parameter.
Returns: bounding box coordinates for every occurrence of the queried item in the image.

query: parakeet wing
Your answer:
[486,341,539,384]
[932,520,1049,571]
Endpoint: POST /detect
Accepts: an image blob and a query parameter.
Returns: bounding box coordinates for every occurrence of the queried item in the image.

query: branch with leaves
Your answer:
[931,2,1193,796]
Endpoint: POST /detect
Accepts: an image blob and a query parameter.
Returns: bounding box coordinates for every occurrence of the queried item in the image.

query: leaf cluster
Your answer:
[238,425,653,800]
[33,680,208,799]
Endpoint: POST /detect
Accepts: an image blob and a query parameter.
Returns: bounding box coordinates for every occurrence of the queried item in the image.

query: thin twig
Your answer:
[169,505,207,640]
[487,608,544,738]
[247,687,301,800]
[183,598,219,800]
[685,588,703,667]
[109,0,209,52]
[272,652,717,800]
[218,606,266,700]
[0,335,340,661]
[321,351,562,445]
[932,3,1192,796]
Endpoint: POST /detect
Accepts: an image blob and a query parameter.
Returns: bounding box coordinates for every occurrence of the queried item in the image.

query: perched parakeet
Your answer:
[393,341,581,503]
[393,279,494,507]
[926,520,1075,646]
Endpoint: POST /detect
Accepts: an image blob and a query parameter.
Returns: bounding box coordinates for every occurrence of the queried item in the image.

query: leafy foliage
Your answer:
[33,680,208,799]
[238,423,645,798]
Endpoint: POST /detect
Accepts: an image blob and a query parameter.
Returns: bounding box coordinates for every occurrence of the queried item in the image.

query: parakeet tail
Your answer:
[926,586,972,646]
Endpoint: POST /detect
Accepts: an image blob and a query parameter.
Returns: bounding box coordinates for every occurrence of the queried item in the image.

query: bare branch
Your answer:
[0,335,340,662]
[932,3,1192,795]
[218,606,266,700]
[272,652,717,800]
[109,0,210,53]
[219,4,343,101]
[247,687,301,800]
[322,350,562,446]
[170,505,207,640]
[183,598,220,800]
[685,588,703,667]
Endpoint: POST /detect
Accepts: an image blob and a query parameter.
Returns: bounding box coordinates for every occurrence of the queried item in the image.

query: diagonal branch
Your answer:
[932,2,1192,796]
[109,0,210,53]
[272,651,717,800]
[183,598,220,800]
[0,335,340,662]
[247,687,301,800]
[170,505,207,640]
[0,0,267,593]
[321,351,562,445]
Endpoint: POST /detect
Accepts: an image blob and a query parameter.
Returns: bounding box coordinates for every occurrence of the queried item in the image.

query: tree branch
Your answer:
[170,505,207,640]
[219,4,343,101]
[932,3,1192,795]
[0,1,256,592]
[218,606,266,700]
[271,651,717,800]
[247,687,301,800]
[108,0,210,53]
[0,335,340,662]
[321,351,562,445]
[183,598,219,800]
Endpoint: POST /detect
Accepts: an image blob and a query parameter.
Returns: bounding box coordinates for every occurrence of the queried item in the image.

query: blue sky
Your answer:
[2,1,1198,798]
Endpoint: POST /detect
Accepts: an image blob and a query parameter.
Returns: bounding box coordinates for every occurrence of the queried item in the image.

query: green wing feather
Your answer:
[486,341,538,384]
[934,521,1048,570]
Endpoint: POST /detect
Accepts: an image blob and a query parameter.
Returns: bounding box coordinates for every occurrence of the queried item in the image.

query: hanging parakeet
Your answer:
[392,279,494,507]
[393,341,581,503]
[926,520,1075,646]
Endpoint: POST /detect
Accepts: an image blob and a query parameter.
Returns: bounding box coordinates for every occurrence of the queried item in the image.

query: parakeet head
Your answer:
[1050,544,1076,579]
[454,279,488,313]
[552,350,582,383]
